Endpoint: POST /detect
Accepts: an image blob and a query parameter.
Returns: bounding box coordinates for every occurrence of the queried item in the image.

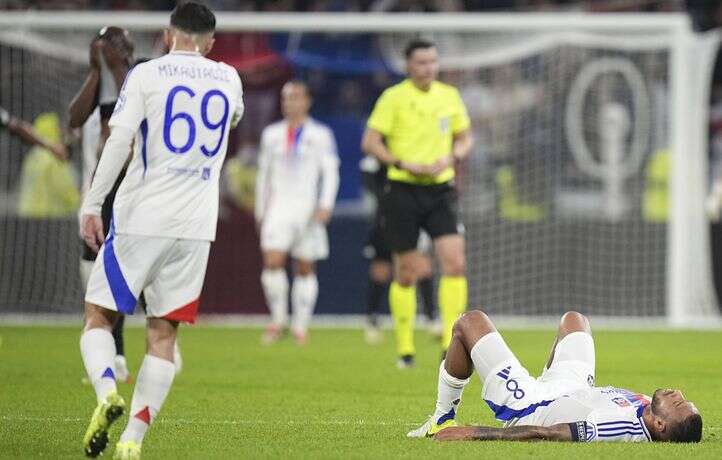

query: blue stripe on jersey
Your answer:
[103,232,137,314]
[598,431,644,438]
[597,422,640,429]
[597,420,640,425]
[598,426,643,432]
[484,399,555,422]
[140,118,148,177]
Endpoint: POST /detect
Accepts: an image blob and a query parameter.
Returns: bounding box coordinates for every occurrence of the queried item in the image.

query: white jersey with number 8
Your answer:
[109,50,244,241]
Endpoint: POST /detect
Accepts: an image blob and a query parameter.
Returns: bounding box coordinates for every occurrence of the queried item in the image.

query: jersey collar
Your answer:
[170,50,201,56]
[404,78,437,94]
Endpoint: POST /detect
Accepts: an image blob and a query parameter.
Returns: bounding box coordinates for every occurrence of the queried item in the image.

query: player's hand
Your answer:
[48,143,69,162]
[706,184,722,222]
[428,155,453,177]
[315,208,332,224]
[89,38,103,69]
[81,214,105,253]
[102,40,129,70]
[706,194,721,222]
[401,161,432,177]
[433,426,477,441]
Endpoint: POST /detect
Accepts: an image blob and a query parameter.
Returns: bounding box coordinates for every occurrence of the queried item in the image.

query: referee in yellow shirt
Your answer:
[361,39,473,368]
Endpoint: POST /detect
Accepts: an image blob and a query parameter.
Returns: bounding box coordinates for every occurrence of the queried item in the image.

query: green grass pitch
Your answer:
[0,325,720,459]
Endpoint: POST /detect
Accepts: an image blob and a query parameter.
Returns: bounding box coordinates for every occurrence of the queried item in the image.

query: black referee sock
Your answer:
[367,280,388,326]
[112,315,125,356]
[419,277,436,321]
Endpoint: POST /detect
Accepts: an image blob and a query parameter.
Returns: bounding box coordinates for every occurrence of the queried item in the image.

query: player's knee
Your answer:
[441,254,466,277]
[395,262,417,286]
[370,261,392,283]
[559,311,591,336]
[295,261,315,276]
[263,251,287,270]
[455,309,494,339]
[83,302,117,331]
[146,319,178,361]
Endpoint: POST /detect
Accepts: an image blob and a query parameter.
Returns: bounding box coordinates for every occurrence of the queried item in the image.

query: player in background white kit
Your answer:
[78,4,243,459]
[255,81,340,345]
[407,310,702,444]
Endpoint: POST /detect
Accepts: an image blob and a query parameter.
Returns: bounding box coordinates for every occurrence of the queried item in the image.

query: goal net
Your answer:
[0,12,719,325]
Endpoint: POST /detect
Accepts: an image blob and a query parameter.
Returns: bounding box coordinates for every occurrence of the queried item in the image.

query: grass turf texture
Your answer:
[0,326,720,459]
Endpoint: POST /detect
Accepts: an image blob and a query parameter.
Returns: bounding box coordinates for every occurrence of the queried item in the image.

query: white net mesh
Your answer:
[0,15,717,321]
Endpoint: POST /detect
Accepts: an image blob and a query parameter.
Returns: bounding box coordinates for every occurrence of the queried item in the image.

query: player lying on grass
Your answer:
[408,310,702,443]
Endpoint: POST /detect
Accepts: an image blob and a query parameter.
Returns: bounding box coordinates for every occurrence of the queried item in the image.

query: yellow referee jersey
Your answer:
[367,79,470,185]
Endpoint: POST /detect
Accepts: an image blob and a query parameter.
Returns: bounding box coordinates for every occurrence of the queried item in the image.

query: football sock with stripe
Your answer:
[80,328,118,403]
[439,276,468,350]
[432,360,469,424]
[261,269,289,327]
[389,281,416,356]
[291,274,319,334]
[120,354,175,444]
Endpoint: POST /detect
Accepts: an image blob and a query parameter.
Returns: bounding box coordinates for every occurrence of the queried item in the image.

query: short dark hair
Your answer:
[285,80,312,99]
[404,39,435,59]
[668,413,703,443]
[170,2,216,34]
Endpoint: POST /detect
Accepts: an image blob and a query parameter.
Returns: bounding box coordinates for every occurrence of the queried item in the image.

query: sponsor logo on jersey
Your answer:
[496,365,512,380]
[612,397,632,407]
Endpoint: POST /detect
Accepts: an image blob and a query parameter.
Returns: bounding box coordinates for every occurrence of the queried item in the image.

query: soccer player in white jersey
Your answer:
[78,4,243,459]
[408,310,702,444]
[255,81,340,345]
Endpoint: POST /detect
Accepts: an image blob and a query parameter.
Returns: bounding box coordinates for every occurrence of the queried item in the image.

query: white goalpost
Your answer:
[0,12,719,326]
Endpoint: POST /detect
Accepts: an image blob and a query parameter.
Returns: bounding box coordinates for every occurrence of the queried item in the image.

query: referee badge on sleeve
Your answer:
[439,117,450,134]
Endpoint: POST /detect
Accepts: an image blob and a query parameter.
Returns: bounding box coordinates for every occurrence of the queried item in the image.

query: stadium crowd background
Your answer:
[0,0,715,16]
[2,0,722,319]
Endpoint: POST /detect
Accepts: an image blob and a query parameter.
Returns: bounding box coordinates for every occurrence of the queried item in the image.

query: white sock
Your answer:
[120,354,176,444]
[432,360,469,424]
[261,269,289,327]
[80,328,117,403]
[291,274,318,334]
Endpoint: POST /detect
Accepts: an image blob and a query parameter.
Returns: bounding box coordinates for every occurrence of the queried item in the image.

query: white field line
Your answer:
[0,415,419,427]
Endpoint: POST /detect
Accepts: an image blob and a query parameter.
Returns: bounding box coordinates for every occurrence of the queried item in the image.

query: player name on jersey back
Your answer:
[109,51,244,241]
[157,63,233,82]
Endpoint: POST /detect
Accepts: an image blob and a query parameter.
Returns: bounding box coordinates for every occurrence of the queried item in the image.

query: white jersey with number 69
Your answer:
[109,50,244,241]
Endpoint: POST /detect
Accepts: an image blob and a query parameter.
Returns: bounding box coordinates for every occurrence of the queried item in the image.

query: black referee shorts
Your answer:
[363,220,392,262]
[380,180,463,254]
[81,172,124,262]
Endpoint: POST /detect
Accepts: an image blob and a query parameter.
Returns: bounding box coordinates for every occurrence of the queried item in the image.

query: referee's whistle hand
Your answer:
[402,162,433,176]
[81,214,105,254]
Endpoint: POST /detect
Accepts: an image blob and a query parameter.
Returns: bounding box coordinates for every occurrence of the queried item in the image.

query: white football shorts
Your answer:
[260,210,329,261]
[475,331,596,425]
[85,231,210,324]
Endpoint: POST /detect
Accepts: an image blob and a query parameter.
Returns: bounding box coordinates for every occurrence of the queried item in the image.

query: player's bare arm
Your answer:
[1,106,69,160]
[68,38,101,129]
[361,127,431,176]
[434,424,574,442]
